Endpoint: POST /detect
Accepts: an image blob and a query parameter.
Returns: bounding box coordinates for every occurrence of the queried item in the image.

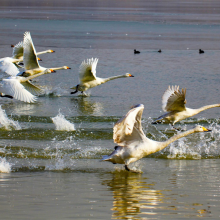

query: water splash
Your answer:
[0,105,21,130]
[51,112,75,131]
[0,158,12,173]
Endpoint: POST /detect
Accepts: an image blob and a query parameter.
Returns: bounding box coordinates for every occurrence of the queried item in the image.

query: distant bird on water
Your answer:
[134,49,140,54]
[158,49,162,53]
[101,104,211,172]
[199,49,204,54]
[70,58,134,95]
[152,85,220,128]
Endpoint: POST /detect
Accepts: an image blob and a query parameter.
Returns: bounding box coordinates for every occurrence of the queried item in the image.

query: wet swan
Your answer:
[101,104,211,172]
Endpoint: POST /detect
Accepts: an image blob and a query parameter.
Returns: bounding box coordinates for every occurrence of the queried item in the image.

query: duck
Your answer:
[134,49,140,54]
[199,49,204,54]
[70,58,134,95]
[152,85,220,128]
[20,31,70,77]
[101,104,211,172]
[0,68,55,103]
[158,49,162,53]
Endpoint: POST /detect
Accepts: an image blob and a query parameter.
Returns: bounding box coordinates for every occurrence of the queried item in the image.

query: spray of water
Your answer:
[0,157,12,173]
[0,105,21,130]
[51,111,75,131]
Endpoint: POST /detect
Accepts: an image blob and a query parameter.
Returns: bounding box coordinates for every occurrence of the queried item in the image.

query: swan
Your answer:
[70,58,134,94]
[0,40,55,76]
[0,68,55,103]
[20,31,70,77]
[134,49,140,54]
[101,104,211,172]
[152,85,220,128]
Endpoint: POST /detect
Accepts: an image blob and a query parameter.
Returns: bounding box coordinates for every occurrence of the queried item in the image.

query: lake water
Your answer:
[0,0,220,219]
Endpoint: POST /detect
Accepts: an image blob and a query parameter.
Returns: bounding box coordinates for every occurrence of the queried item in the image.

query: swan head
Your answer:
[63,66,71,70]
[194,125,211,133]
[48,50,55,53]
[44,69,56,74]
[125,73,134,77]
[37,57,42,61]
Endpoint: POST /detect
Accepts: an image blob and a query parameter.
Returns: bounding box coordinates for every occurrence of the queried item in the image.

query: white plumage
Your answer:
[71,58,134,94]
[102,104,211,172]
[153,85,220,127]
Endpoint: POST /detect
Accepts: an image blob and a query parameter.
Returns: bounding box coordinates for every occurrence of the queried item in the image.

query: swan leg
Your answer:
[125,165,130,171]
[125,165,142,173]
[70,85,79,94]
[0,94,13,99]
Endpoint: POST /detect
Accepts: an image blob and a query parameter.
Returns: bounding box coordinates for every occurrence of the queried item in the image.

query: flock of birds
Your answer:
[0,32,218,172]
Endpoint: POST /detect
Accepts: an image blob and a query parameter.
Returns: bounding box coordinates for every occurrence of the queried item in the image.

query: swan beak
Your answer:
[37,57,42,61]
[50,69,56,73]
[203,127,211,132]
[67,66,71,69]
[50,50,55,53]
[128,74,134,77]
[11,44,14,47]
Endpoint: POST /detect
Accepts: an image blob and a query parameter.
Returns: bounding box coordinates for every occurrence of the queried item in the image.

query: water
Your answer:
[0,0,220,219]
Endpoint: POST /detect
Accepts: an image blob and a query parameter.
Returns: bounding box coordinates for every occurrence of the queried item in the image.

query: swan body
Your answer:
[0,68,55,103]
[153,85,220,126]
[20,31,70,77]
[101,104,210,171]
[70,58,134,94]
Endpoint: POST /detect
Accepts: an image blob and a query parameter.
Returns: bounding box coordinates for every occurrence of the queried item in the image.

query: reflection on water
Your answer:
[102,171,165,219]
[71,96,104,116]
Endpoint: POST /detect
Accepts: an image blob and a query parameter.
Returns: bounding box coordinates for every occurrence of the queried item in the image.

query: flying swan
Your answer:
[101,104,210,172]
[70,58,134,94]
[0,68,55,103]
[152,85,220,128]
[20,31,70,77]
[0,40,55,76]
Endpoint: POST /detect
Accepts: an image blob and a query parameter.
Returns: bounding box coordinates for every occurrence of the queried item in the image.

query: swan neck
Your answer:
[195,104,220,113]
[158,129,196,151]
[36,50,49,55]
[103,74,126,82]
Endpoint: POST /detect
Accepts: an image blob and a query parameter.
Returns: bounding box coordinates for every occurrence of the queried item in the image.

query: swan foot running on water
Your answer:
[101,104,211,172]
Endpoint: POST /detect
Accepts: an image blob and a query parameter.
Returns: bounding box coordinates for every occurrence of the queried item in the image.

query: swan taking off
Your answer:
[20,31,70,77]
[0,40,55,77]
[101,104,211,172]
[70,58,134,95]
[152,85,220,128]
[0,69,55,103]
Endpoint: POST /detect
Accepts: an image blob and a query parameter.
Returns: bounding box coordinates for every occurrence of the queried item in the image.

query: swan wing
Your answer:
[79,58,98,83]
[23,32,40,70]
[0,59,20,76]
[21,80,44,96]
[12,41,24,59]
[113,104,146,147]
[0,78,37,103]
[162,85,186,112]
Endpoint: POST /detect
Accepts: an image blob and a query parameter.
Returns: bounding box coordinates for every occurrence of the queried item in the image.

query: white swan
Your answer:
[70,58,134,94]
[0,41,24,76]
[101,104,210,172]
[21,31,70,77]
[0,68,55,103]
[0,41,55,76]
[152,85,220,128]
